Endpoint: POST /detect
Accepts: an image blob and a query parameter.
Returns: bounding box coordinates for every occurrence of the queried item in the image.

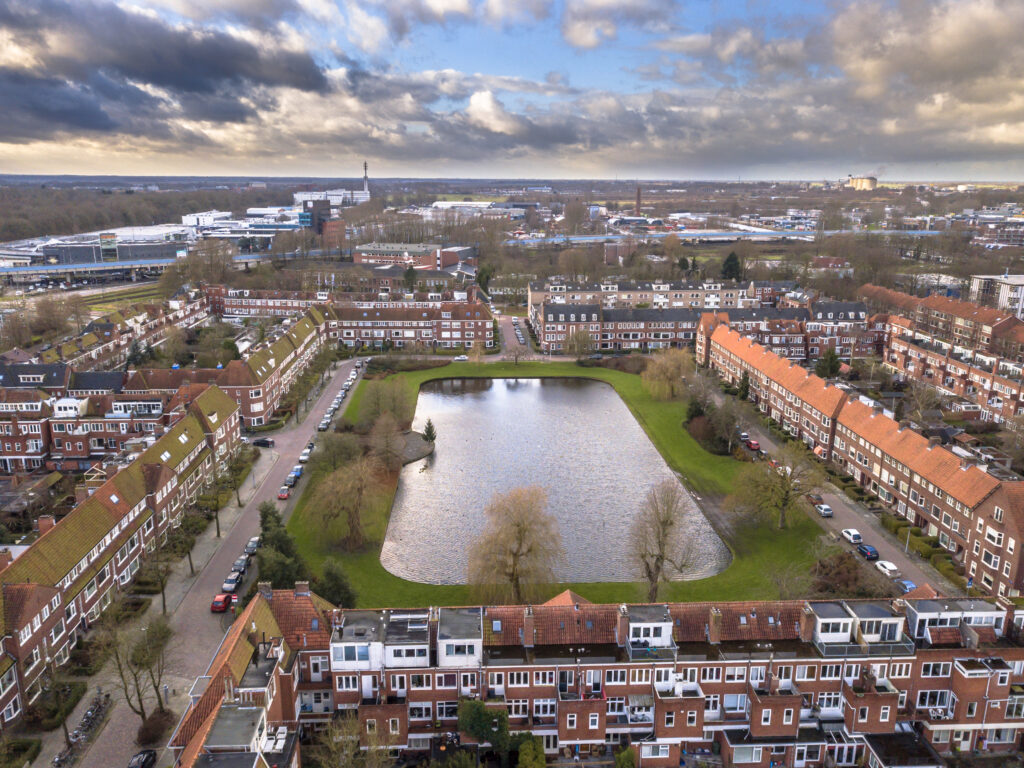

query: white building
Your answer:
[969,273,1024,318]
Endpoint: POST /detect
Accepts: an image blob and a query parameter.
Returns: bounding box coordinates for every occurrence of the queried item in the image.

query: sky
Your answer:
[1,0,1023,181]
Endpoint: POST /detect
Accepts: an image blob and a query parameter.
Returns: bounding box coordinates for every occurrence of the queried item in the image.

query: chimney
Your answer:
[522,605,535,648]
[927,436,941,449]
[257,582,273,601]
[871,404,883,416]
[959,456,977,471]
[616,604,629,646]
[798,606,816,644]
[294,581,310,597]
[37,515,56,535]
[223,674,236,703]
[708,606,722,645]
[898,420,910,432]
[0,549,12,569]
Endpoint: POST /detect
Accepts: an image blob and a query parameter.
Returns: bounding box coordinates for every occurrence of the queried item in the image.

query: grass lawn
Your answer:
[287,360,821,607]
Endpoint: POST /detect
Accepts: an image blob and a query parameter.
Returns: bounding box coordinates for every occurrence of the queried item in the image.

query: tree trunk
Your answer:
[186,550,194,576]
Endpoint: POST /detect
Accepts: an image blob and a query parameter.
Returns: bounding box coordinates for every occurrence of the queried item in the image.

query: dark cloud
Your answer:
[0,67,117,140]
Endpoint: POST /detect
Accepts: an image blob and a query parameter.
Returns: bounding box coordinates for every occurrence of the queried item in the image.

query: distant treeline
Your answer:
[0,186,294,242]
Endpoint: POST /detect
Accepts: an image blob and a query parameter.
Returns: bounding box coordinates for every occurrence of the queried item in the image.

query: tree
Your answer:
[317,560,358,607]
[423,418,437,442]
[676,255,690,273]
[161,325,188,365]
[139,542,178,614]
[564,328,595,359]
[814,348,842,378]
[311,458,380,551]
[516,736,546,768]
[95,600,155,724]
[728,442,825,529]
[132,617,173,713]
[67,293,90,334]
[167,527,196,575]
[614,747,636,768]
[476,263,495,294]
[630,479,696,601]
[458,699,510,762]
[308,711,395,768]
[737,371,750,400]
[259,546,310,589]
[710,398,750,454]
[370,412,404,471]
[641,347,694,400]
[904,380,946,424]
[721,251,743,281]
[310,432,360,474]
[467,486,564,604]
[403,265,418,292]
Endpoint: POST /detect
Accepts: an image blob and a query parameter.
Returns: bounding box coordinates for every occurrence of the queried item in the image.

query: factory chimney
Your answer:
[363,161,369,194]
[635,185,641,216]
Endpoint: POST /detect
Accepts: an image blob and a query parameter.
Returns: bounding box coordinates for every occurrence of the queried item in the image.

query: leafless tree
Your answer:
[641,347,695,400]
[468,486,565,604]
[564,328,596,359]
[903,380,946,424]
[311,432,361,474]
[313,457,380,551]
[727,442,825,529]
[370,412,404,471]
[710,398,749,454]
[630,479,696,601]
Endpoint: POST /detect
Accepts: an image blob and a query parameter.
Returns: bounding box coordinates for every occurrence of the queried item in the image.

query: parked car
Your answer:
[299,449,311,463]
[277,486,291,500]
[857,544,880,561]
[222,572,242,593]
[453,355,469,362]
[814,504,834,518]
[210,594,231,613]
[317,421,329,431]
[283,474,297,488]
[739,432,750,442]
[291,465,303,478]
[876,560,901,578]
[306,441,316,451]
[128,749,158,768]
[244,536,261,555]
[253,437,275,448]
[232,555,249,575]
[841,528,862,544]
[745,439,760,451]
[806,493,824,506]
[894,579,917,594]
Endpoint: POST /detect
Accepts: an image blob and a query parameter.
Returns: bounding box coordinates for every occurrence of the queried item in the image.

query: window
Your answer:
[534,700,556,717]
[589,713,599,729]
[795,665,816,681]
[436,673,456,689]
[733,746,763,764]
[390,718,400,734]
[630,669,651,684]
[508,672,529,687]
[410,674,430,689]
[510,700,529,717]
[336,676,357,690]
[445,643,475,656]
[783,709,793,725]
[966,702,977,718]
[858,706,868,722]
[438,701,458,719]
[641,746,669,759]
[922,662,951,677]
[409,703,431,719]
[700,667,722,683]
[761,709,771,726]
[605,669,626,685]
[880,706,890,722]
[818,692,841,710]
[566,714,576,729]
[725,667,746,683]
[536,671,556,686]
[686,711,697,727]
[890,662,911,678]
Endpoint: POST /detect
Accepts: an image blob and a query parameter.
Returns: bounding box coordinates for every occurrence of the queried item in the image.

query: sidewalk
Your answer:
[33,448,279,768]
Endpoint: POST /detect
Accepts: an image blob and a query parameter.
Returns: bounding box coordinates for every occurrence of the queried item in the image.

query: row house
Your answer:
[173,585,1024,768]
[0,390,52,473]
[0,385,240,729]
[884,329,1024,423]
[332,303,494,350]
[205,285,330,316]
[532,304,701,353]
[706,325,1024,599]
[527,279,780,311]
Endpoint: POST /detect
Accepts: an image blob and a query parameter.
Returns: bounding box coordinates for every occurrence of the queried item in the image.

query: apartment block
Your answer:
[0,385,240,728]
[172,585,1024,768]
[332,303,494,350]
[969,274,1024,318]
[707,325,1024,599]
[527,279,783,311]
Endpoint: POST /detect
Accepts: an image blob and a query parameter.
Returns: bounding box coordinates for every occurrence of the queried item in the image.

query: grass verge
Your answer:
[288,360,820,607]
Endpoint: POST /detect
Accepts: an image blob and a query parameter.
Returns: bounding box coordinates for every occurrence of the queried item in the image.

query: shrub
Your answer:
[23,682,86,731]
[121,596,151,620]
[181,513,208,536]
[136,709,176,746]
[0,738,41,768]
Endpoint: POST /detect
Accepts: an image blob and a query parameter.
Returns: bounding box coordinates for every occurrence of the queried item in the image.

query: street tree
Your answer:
[95,600,155,724]
[139,541,178,614]
[630,479,696,601]
[728,442,825,529]
[710,397,749,454]
[467,486,564,604]
[132,617,173,713]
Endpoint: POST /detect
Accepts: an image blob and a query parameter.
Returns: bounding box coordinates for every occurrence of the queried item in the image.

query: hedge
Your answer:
[23,682,86,731]
[250,418,287,432]
[0,738,41,768]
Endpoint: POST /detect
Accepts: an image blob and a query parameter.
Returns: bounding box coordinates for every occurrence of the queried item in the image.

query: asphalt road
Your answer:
[497,314,533,358]
[738,409,962,595]
[79,356,362,768]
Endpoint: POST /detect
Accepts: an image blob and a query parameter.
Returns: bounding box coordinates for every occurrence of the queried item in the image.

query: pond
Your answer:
[380,377,730,584]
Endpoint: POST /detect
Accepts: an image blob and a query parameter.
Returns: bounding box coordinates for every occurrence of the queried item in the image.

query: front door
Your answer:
[361,674,377,700]
[794,746,806,767]
[488,672,504,697]
[310,657,324,683]
[558,670,573,694]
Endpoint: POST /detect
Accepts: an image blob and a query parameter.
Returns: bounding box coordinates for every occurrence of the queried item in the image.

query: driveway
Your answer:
[77,356,364,768]
[736,403,963,596]
[496,314,533,359]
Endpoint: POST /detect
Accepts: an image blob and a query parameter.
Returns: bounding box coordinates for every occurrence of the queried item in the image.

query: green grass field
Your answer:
[84,283,166,313]
[287,361,821,607]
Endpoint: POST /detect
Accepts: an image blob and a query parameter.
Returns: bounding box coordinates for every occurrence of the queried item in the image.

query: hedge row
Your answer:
[0,738,41,768]
[23,682,86,732]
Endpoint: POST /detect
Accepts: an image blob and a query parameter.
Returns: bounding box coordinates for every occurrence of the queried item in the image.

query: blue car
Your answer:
[292,465,303,478]
[857,544,879,561]
[894,579,917,594]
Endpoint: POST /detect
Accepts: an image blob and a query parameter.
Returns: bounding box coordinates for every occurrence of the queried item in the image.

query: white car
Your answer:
[841,528,862,544]
[814,504,833,518]
[453,355,469,362]
[876,560,901,578]
[299,449,311,463]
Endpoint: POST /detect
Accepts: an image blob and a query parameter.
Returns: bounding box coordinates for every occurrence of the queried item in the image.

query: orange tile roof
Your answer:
[483,606,523,646]
[543,589,591,607]
[266,589,333,650]
[837,399,999,508]
[919,294,1013,326]
[531,604,618,645]
[718,601,803,641]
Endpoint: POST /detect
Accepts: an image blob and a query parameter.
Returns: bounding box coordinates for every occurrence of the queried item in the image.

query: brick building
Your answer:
[172,585,1024,768]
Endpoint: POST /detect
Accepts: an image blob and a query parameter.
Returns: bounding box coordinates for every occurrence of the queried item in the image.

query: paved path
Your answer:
[723,393,963,596]
[45,357,363,768]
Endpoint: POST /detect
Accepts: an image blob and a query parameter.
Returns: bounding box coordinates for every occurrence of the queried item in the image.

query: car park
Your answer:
[453,355,469,361]
[841,529,862,544]
[876,560,901,578]
[233,556,249,575]
[222,572,242,593]
[244,536,261,554]
[277,486,291,500]
[814,504,834,518]
[894,579,917,594]
[253,437,275,448]
[856,544,879,561]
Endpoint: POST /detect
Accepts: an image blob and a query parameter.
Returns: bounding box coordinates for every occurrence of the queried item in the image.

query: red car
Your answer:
[210,594,231,613]
[746,439,760,451]
[277,486,291,500]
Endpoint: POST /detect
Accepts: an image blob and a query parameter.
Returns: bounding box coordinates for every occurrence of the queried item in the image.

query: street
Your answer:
[737,406,962,596]
[75,356,363,768]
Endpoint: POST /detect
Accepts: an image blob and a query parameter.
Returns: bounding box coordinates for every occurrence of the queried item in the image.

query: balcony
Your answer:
[813,637,915,658]
[626,642,675,661]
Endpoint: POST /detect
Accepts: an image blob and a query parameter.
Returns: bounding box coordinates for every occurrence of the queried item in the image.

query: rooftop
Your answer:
[205,705,263,750]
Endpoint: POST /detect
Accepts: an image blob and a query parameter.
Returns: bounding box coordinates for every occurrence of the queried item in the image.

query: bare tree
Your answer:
[370,412,404,471]
[132,617,173,713]
[564,328,596,359]
[94,601,154,723]
[727,442,826,529]
[710,398,751,454]
[903,380,946,424]
[310,432,361,474]
[312,457,380,551]
[467,486,565,604]
[630,479,696,601]
[309,713,395,768]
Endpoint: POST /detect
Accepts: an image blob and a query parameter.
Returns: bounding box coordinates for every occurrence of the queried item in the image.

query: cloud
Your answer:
[465,90,525,134]
[561,0,678,48]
